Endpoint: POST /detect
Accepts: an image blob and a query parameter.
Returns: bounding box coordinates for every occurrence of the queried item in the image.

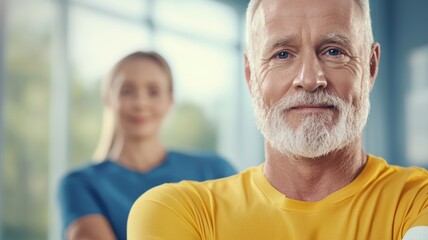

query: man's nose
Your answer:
[292,54,327,91]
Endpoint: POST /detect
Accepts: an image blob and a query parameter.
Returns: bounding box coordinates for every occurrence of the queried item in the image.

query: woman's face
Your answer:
[109,58,173,140]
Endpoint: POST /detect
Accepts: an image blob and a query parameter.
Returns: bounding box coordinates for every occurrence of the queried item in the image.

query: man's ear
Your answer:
[369,42,381,91]
[244,53,253,95]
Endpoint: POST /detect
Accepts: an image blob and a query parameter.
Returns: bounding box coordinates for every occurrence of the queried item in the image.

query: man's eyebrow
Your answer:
[266,35,299,53]
[321,33,353,50]
[264,33,354,55]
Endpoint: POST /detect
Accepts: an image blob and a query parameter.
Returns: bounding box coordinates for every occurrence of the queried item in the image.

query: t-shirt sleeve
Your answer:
[403,208,428,239]
[411,207,428,227]
[127,182,212,240]
[58,172,103,231]
[402,175,428,239]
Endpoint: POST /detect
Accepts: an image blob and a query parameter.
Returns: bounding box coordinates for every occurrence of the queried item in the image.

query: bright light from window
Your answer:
[407,45,428,165]
[156,31,238,109]
[69,6,150,87]
[154,0,239,44]
[73,0,148,19]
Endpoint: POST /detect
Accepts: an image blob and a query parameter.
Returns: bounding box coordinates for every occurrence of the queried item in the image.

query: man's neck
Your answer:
[263,140,367,202]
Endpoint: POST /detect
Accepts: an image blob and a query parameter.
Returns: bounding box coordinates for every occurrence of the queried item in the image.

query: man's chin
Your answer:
[273,145,333,159]
[282,114,337,132]
[288,149,332,159]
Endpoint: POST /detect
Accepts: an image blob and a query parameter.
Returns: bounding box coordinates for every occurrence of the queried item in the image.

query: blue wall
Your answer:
[368,0,428,166]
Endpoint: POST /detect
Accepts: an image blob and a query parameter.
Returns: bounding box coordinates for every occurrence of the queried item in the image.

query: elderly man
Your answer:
[128,0,428,239]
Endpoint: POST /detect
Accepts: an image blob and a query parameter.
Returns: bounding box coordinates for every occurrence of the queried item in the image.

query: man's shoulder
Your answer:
[370,157,428,237]
[369,155,428,193]
[127,166,263,239]
[371,155,428,181]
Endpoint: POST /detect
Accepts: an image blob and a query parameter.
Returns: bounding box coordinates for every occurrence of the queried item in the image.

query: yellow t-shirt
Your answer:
[128,155,428,239]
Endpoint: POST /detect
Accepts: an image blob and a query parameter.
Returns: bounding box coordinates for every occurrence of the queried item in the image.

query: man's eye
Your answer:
[327,49,343,56]
[276,51,289,59]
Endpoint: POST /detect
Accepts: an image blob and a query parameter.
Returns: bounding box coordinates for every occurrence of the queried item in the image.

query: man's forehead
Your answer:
[251,0,362,43]
[254,0,360,24]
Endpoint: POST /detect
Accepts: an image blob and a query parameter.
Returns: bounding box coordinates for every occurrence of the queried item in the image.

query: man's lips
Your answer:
[288,104,336,112]
[291,104,335,109]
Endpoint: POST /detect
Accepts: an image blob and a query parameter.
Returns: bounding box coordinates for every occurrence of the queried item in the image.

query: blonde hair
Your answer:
[92,51,173,161]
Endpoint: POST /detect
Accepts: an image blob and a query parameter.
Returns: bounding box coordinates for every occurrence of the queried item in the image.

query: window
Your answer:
[156,32,238,152]
[2,0,54,239]
[153,0,239,44]
[0,0,260,239]
[68,5,151,167]
[73,0,148,19]
[406,45,428,166]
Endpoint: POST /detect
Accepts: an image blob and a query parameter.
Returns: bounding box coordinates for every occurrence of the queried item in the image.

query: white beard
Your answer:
[252,81,370,158]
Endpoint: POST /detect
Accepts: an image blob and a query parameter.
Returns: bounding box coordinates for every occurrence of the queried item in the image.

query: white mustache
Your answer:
[272,90,347,112]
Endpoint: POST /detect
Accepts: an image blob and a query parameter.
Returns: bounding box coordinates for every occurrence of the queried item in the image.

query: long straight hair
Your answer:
[92,51,174,161]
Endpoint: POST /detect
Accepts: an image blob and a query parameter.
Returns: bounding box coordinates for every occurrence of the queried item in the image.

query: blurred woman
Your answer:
[58,51,236,240]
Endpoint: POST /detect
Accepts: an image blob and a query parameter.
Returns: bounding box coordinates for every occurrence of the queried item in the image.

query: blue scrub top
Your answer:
[58,151,236,240]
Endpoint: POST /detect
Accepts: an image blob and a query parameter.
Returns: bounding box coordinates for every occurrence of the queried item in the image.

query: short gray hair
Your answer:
[245,0,374,56]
